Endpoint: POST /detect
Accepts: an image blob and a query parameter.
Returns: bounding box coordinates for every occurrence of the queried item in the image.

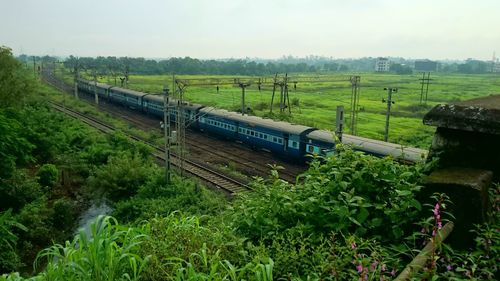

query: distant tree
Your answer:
[339,64,349,72]
[390,63,412,74]
[457,60,489,74]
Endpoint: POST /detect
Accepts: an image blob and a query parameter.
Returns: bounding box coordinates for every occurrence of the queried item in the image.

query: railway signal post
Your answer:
[383,87,397,142]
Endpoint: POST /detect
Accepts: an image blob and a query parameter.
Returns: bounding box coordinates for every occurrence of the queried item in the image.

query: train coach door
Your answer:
[283,133,289,152]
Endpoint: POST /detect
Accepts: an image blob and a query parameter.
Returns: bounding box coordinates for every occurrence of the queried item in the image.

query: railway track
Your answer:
[41,73,303,183]
[48,101,251,194]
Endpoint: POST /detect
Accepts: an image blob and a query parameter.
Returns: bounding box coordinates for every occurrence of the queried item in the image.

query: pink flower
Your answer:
[351,242,357,249]
[465,270,471,277]
[381,264,386,272]
[433,203,440,215]
[390,269,396,277]
[356,264,363,273]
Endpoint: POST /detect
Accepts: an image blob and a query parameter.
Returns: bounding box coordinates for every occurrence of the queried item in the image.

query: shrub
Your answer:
[50,198,78,236]
[85,152,155,202]
[0,170,42,212]
[36,164,59,188]
[230,147,426,243]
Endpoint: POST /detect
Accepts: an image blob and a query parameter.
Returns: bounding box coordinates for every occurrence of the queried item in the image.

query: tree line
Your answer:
[16,54,498,76]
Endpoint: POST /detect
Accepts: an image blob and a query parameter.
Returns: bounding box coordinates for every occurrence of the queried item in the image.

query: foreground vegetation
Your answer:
[2,46,499,280]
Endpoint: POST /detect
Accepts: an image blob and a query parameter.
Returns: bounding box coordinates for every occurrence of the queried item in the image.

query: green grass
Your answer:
[64,71,500,148]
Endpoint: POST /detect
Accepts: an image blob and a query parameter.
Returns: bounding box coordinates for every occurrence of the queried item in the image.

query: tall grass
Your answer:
[33,215,149,281]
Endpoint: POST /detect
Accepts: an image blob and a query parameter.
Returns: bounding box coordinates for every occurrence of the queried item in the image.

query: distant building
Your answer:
[415,60,438,72]
[375,57,390,72]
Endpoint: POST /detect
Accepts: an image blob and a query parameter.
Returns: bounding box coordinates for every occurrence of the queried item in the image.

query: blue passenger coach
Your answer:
[109,87,145,108]
[229,113,314,159]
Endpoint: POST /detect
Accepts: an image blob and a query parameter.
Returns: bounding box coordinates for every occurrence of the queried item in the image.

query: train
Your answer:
[77,78,427,163]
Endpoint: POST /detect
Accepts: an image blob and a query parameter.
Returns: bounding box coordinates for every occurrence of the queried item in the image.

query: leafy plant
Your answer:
[231,147,426,243]
[36,164,59,188]
[34,215,149,281]
[0,210,26,273]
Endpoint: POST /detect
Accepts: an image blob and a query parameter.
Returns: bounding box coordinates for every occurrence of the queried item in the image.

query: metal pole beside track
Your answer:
[336,106,344,143]
[163,87,171,184]
[383,87,397,142]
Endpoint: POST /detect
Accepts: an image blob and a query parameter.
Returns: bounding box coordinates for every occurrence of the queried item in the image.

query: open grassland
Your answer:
[68,71,500,148]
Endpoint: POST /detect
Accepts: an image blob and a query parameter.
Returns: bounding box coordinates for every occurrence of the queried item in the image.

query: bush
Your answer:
[85,152,155,202]
[0,170,42,212]
[230,147,427,243]
[113,173,227,223]
[36,164,59,188]
[50,198,78,236]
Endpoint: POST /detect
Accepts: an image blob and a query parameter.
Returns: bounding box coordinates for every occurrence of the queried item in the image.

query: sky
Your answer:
[1,0,499,60]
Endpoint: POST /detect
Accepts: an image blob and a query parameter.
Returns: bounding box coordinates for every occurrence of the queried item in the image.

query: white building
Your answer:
[375,57,390,72]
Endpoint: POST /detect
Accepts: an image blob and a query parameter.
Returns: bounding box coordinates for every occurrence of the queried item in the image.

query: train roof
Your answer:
[199,107,313,135]
[109,86,146,97]
[143,94,204,110]
[306,129,428,162]
[78,78,111,89]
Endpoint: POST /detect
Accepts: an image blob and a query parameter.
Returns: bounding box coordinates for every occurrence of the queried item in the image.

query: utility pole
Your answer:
[73,60,79,99]
[175,80,187,176]
[32,56,36,78]
[93,70,99,105]
[282,73,291,114]
[163,87,171,184]
[382,87,397,142]
[419,72,431,105]
[336,106,344,143]
[238,82,251,115]
[349,75,361,135]
[124,63,129,88]
[270,73,278,114]
[60,65,65,108]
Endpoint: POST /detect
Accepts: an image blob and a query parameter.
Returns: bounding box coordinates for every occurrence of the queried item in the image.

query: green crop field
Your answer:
[64,70,500,149]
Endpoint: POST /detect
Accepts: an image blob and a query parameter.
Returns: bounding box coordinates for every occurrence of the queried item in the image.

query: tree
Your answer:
[390,63,412,74]
[0,46,34,108]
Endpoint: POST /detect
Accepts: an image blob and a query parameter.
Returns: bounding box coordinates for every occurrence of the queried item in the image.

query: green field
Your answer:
[64,70,500,149]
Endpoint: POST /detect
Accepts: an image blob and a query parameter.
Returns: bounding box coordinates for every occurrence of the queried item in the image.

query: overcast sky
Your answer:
[1,0,499,60]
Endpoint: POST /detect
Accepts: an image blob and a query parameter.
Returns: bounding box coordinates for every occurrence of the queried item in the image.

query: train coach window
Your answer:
[250,131,254,136]
[307,146,314,153]
[273,137,277,143]
[292,141,298,148]
[278,139,283,144]
[264,135,268,140]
